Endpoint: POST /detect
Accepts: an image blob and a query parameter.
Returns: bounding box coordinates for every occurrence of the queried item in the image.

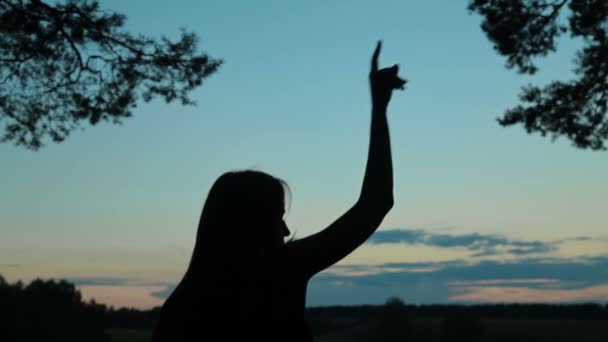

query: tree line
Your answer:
[2,275,607,341]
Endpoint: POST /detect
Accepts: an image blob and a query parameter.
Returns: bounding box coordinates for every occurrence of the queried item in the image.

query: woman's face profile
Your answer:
[266,199,290,248]
[273,207,291,246]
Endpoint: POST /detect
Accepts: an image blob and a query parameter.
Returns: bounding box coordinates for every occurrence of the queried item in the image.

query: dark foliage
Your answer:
[105,306,161,330]
[2,274,608,340]
[469,0,608,150]
[0,0,222,149]
[370,297,412,341]
[0,275,108,342]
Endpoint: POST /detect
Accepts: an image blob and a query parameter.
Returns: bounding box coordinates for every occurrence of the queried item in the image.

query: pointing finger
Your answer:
[371,40,382,72]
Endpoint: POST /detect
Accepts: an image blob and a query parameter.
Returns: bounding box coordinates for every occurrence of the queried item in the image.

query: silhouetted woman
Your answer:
[152,41,406,341]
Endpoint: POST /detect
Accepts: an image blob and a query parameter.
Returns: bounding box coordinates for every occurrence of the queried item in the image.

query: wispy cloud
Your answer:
[67,277,171,309]
[62,232,608,308]
[306,256,608,306]
[150,285,176,299]
[67,277,170,287]
[147,256,608,306]
[448,279,559,286]
[367,229,557,256]
[323,261,467,277]
[450,284,608,303]
[68,277,130,286]
[79,285,165,309]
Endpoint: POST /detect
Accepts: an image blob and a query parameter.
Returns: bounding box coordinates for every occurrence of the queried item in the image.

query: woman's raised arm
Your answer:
[285,41,406,278]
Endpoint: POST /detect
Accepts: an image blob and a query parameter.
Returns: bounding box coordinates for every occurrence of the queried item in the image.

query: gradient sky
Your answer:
[1,0,607,309]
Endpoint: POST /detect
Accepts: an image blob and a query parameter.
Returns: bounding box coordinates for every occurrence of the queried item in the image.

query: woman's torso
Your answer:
[152,253,313,341]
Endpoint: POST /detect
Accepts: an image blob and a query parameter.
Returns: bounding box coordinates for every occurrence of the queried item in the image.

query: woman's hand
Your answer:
[369,41,407,109]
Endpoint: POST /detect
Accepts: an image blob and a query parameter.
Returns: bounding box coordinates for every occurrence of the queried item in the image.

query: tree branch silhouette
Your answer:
[469,0,607,150]
[0,0,222,149]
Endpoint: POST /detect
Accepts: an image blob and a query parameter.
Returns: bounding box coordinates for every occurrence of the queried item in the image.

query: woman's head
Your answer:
[194,170,291,257]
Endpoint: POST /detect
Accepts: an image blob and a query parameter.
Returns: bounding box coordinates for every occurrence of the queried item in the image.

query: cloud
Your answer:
[554,236,595,243]
[306,256,608,306]
[150,284,177,299]
[323,261,468,277]
[67,277,130,286]
[368,230,426,245]
[569,236,594,241]
[367,229,557,256]
[507,245,555,255]
[79,284,166,309]
[447,279,559,286]
[147,256,608,305]
[67,277,170,287]
[67,278,173,308]
[84,256,608,308]
[450,284,608,303]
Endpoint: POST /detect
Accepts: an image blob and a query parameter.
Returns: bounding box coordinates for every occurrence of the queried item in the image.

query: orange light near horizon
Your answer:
[450,284,608,303]
[78,285,166,310]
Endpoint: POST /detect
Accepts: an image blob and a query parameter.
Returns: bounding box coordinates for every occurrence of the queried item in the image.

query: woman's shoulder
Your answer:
[274,243,316,281]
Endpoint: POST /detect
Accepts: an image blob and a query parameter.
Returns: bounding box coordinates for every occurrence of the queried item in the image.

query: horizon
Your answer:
[1,0,607,310]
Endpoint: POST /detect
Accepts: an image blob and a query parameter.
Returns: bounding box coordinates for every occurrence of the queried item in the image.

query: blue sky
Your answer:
[1,0,607,309]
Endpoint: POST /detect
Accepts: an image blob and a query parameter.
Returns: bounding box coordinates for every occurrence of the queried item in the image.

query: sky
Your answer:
[1,0,607,309]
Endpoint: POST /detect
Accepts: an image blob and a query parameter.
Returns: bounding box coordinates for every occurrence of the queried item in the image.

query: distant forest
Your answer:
[2,276,607,341]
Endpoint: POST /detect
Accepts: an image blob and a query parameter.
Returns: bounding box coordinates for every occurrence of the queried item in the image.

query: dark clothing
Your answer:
[152,189,391,341]
[152,248,314,341]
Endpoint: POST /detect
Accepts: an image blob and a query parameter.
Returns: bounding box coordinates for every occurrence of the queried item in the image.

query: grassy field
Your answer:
[108,318,608,342]
[107,329,152,342]
[480,318,608,342]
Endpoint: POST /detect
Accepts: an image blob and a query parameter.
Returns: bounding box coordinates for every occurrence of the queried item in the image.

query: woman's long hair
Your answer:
[153,171,291,340]
[183,170,290,283]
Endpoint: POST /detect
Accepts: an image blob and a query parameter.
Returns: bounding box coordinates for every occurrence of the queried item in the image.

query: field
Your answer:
[108,318,608,342]
[107,329,151,342]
